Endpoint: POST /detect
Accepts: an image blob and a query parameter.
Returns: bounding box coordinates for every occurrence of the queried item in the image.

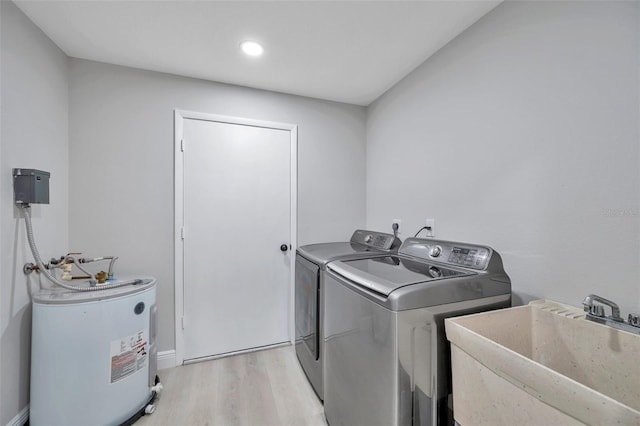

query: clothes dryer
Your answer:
[295,230,400,400]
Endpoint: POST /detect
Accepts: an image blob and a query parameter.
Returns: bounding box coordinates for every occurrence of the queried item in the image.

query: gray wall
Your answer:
[68,59,367,352]
[366,1,640,314]
[0,1,69,423]
[4,0,640,422]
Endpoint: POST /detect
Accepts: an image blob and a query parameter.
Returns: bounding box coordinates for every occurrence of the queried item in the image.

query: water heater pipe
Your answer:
[21,204,141,292]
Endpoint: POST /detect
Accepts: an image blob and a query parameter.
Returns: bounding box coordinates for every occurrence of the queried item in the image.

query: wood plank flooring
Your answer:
[137,345,326,426]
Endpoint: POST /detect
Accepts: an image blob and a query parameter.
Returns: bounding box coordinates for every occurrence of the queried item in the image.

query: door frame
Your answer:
[174,109,298,366]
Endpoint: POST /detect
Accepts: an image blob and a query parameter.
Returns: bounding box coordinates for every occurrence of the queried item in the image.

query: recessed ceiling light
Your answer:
[240,41,264,57]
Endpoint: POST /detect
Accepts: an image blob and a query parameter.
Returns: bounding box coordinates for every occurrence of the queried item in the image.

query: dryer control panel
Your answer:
[350,229,396,250]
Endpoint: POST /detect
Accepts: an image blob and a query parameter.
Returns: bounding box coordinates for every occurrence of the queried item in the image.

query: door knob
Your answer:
[280,244,289,252]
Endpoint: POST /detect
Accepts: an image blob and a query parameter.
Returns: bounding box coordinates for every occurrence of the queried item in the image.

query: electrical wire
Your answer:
[414,226,433,237]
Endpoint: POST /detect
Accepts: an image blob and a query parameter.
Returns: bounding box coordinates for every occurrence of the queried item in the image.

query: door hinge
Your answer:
[180,226,185,240]
[181,138,185,152]
[181,316,185,330]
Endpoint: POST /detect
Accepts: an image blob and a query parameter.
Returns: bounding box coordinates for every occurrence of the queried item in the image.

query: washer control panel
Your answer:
[351,230,396,250]
[400,238,492,270]
[447,246,490,269]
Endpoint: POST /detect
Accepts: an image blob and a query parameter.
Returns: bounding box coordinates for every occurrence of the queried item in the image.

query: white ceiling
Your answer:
[15,0,501,106]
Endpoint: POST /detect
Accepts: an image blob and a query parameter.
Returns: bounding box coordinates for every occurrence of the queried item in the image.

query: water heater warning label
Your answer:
[110,330,148,384]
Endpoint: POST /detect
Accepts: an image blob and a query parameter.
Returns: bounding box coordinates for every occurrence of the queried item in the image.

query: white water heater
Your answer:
[30,278,158,426]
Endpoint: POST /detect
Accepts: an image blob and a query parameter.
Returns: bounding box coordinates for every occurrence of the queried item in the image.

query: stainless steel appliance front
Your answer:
[294,254,322,394]
[295,256,320,360]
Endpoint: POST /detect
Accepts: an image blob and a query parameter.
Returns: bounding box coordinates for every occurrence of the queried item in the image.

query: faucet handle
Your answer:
[629,314,640,328]
[589,304,605,317]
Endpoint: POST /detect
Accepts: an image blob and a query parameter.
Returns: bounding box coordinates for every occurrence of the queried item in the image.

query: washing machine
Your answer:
[295,229,401,400]
[323,238,511,426]
[30,277,158,426]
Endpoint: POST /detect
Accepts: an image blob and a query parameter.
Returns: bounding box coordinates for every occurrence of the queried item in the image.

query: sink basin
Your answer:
[445,300,640,425]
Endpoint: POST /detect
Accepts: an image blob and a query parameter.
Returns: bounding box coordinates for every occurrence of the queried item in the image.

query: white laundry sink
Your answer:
[445,300,640,425]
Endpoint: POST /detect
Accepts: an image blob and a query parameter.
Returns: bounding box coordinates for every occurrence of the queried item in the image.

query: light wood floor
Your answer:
[137,345,327,426]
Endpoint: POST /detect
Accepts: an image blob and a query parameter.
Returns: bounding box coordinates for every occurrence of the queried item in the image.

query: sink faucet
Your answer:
[582,294,640,335]
[582,294,624,322]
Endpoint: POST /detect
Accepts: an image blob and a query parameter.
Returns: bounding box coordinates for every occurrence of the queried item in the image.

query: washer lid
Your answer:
[328,257,472,296]
[32,277,157,304]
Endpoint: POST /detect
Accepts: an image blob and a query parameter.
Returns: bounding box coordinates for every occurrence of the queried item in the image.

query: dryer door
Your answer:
[295,254,319,359]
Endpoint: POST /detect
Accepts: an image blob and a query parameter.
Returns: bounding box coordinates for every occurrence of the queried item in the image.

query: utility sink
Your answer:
[445,300,640,425]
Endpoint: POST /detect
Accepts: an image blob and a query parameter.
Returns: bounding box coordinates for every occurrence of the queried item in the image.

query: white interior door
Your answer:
[182,117,292,361]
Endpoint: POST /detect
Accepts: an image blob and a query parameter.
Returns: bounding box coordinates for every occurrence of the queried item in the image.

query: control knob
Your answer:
[430,245,442,258]
[364,234,373,243]
[429,267,442,278]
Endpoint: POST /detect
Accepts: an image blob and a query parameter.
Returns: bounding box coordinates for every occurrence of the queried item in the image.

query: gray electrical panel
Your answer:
[13,168,50,204]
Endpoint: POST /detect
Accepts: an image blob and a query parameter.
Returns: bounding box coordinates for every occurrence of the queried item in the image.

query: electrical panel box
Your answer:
[13,168,50,204]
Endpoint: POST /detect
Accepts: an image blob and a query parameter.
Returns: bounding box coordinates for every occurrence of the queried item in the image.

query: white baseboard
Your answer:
[157,349,177,370]
[7,404,29,426]
[183,341,289,365]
